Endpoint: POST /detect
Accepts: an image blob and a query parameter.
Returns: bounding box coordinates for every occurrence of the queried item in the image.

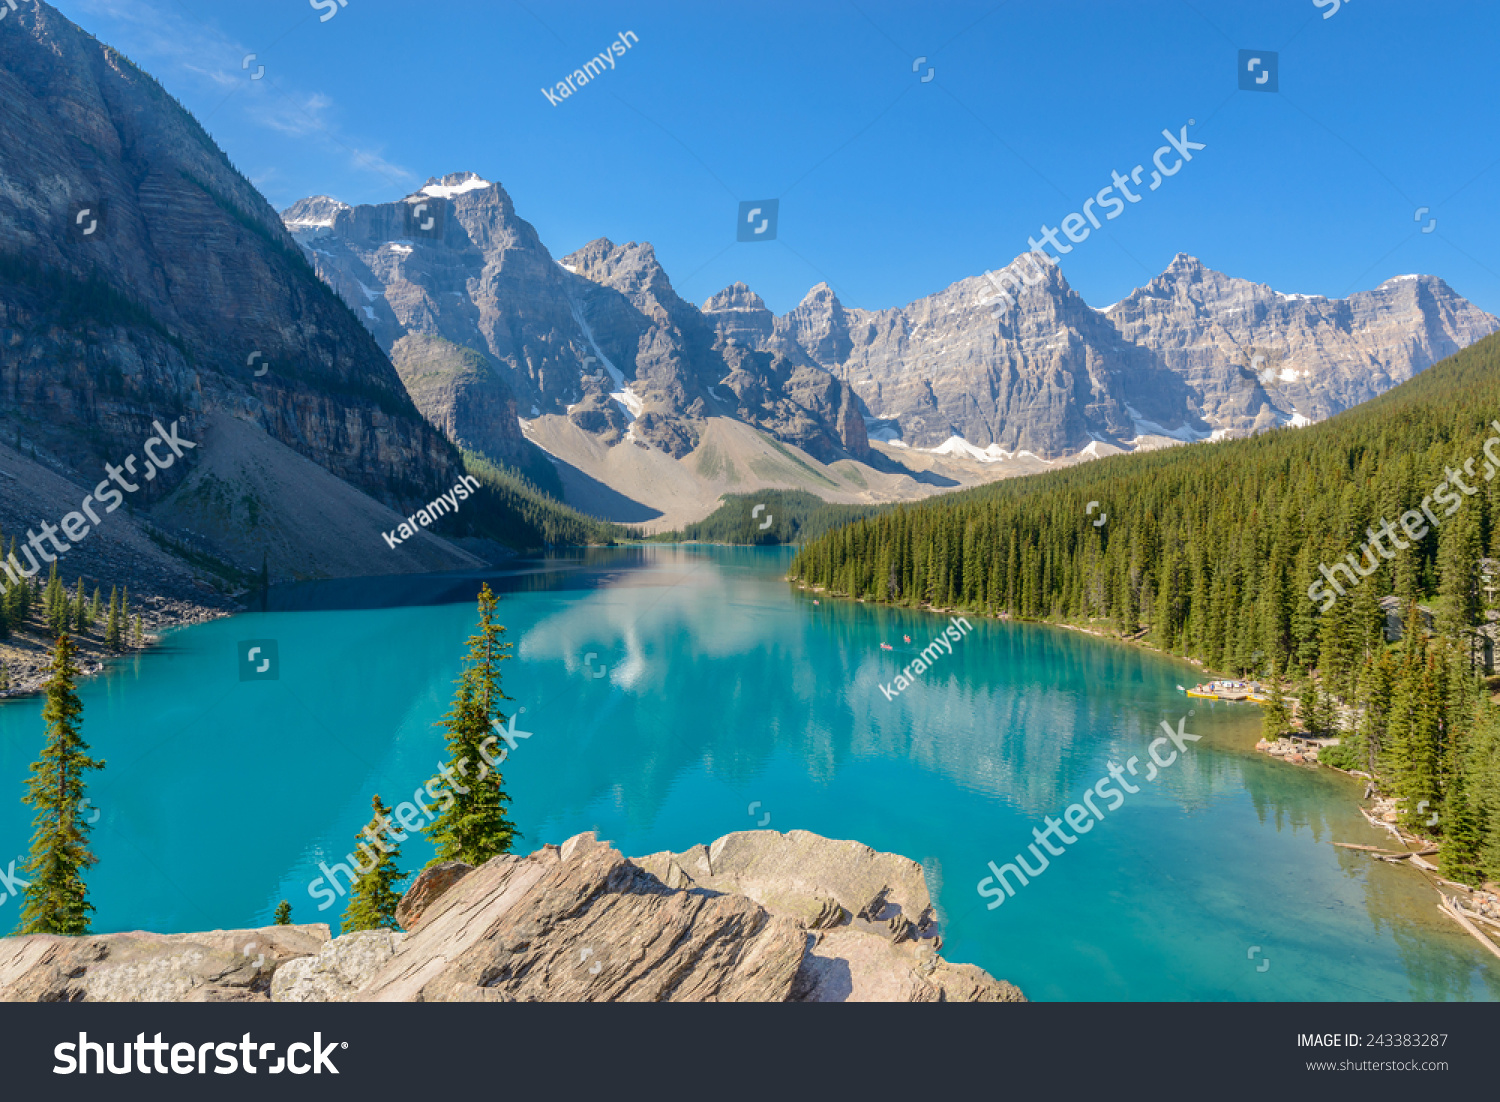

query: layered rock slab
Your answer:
[0,831,1023,1003]
[295,832,809,1002]
[0,924,330,1002]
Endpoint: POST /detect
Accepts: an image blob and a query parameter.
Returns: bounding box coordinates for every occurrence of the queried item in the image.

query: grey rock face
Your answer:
[863,262,1194,455]
[779,282,855,367]
[703,282,779,350]
[708,256,1497,459]
[394,861,472,930]
[0,3,459,512]
[284,184,874,467]
[563,238,870,462]
[0,925,331,1002]
[271,930,404,1003]
[715,341,872,463]
[388,333,530,469]
[1107,254,1499,431]
[711,260,1201,457]
[286,172,564,462]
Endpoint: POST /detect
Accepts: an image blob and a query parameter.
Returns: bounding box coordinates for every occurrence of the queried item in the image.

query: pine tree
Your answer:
[273,900,292,925]
[1297,677,1321,736]
[1388,657,1442,832]
[341,795,406,933]
[131,614,143,649]
[17,635,104,935]
[105,587,121,651]
[89,587,101,627]
[1438,506,1482,636]
[1439,765,1485,885]
[1261,663,1291,740]
[5,539,30,625]
[44,562,64,636]
[72,578,87,633]
[1311,683,1338,736]
[1467,707,1500,883]
[425,584,519,866]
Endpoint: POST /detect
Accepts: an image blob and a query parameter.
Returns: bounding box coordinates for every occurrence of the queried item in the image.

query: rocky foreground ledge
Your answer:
[0,830,1023,1003]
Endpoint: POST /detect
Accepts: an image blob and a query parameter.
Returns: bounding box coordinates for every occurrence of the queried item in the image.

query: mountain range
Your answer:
[284,173,1498,527]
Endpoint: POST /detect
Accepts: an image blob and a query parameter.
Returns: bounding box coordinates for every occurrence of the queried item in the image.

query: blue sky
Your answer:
[53,0,1500,317]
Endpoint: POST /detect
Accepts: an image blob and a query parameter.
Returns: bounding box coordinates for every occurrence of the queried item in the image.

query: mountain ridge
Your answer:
[286,171,1496,465]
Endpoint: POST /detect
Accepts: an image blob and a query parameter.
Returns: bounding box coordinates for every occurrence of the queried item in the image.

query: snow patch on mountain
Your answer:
[420,175,492,198]
[1126,404,1211,444]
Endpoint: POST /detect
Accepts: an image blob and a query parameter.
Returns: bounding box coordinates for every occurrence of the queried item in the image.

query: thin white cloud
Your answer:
[252,92,336,138]
[180,63,240,89]
[69,0,413,191]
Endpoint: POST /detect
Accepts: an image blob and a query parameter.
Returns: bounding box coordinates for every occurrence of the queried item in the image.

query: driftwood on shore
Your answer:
[1438,896,1500,962]
[1358,805,1406,840]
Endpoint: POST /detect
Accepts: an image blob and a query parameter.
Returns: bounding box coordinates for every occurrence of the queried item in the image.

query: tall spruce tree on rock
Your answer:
[17,635,104,935]
[342,795,406,933]
[425,584,519,867]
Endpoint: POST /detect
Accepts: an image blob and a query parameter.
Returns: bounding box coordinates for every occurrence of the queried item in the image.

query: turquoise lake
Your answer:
[2,545,1497,1001]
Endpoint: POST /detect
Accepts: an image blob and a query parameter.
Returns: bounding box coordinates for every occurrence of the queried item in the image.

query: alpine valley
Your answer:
[1,0,1496,597]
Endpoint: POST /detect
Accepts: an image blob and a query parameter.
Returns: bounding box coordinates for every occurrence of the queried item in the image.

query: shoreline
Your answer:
[789,579,1500,950]
[0,591,237,701]
[789,580,1230,681]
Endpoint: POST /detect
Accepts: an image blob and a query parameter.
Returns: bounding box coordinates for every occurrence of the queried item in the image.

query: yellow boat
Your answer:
[1186,689,1219,700]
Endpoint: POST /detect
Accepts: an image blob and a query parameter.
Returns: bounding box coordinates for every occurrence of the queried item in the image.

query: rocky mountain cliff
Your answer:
[0,1,474,584]
[285,175,869,469]
[713,257,1497,458]
[748,262,1203,457]
[1107,254,1498,433]
[0,830,1023,1003]
[288,173,1495,491]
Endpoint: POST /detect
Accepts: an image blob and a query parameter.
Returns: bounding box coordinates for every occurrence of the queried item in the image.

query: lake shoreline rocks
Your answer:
[1254,736,1322,766]
[0,592,234,702]
[0,829,1024,1003]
